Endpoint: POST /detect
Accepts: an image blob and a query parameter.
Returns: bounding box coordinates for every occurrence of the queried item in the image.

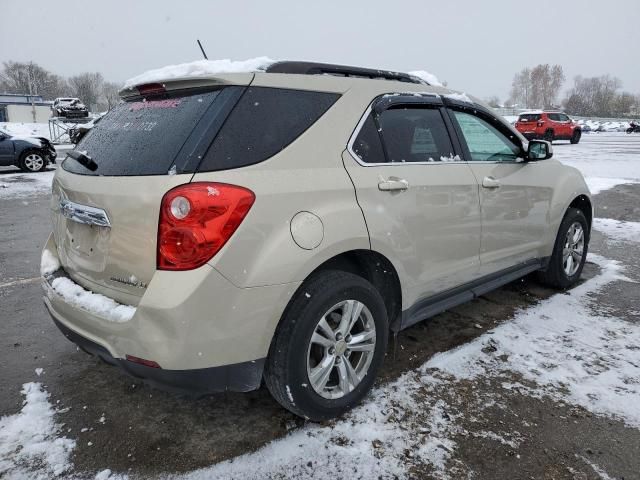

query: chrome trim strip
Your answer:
[59,199,111,228]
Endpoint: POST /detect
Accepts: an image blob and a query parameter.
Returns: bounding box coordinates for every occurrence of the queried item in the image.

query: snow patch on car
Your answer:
[49,276,136,323]
[444,92,473,103]
[0,382,75,478]
[40,248,61,276]
[408,70,443,86]
[124,57,275,89]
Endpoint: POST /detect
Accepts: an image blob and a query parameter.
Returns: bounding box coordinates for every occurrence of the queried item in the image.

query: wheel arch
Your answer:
[279,249,403,334]
[568,194,592,233]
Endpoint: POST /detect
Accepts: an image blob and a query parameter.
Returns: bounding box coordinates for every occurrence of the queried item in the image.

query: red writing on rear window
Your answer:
[130,99,182,111]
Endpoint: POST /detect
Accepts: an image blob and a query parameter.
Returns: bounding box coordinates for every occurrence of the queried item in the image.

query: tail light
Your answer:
[157,183,255,271]
[137,83,166,97]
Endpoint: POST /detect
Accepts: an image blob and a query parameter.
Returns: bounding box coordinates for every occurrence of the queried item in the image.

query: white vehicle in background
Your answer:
[51,97,89,119]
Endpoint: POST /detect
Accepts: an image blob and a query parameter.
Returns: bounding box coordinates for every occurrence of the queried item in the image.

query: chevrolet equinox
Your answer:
[41,61,592,420]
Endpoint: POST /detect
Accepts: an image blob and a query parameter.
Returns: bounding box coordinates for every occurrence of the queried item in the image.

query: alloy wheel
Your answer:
[563,221,584,276]
[24,153,44,172]
[306,300,376,399]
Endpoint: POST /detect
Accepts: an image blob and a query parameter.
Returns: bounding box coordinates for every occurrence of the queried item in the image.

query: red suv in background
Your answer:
[515,111,582,144]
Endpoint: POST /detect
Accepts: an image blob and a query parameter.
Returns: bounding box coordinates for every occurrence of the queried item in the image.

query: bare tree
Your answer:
[100,81,122,111]
[563,75,629,117]
[509,64,564,108]
[484,96,501,108]
[0,61,68,99]
[68,72,104,109]
[509,68,532,107]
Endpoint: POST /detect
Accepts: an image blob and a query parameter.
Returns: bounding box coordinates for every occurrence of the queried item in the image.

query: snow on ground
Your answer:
[551,133,640,193]
[123,57,275,89]
[428,253,639,427]
[0,170,55,199]
[163,252,637,480]
[593,218,640,243]
[0,382,75,479]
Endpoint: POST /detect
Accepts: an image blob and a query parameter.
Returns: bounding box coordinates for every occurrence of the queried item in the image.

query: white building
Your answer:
[0,93,52,123]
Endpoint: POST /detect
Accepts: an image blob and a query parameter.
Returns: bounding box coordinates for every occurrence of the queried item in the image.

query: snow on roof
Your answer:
[444,92,472,103]
[123,57,275,89]
[408,70,443,86]
[519,110,544,115]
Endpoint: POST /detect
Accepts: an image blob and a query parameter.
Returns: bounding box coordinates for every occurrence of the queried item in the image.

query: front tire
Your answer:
[538,208,589,289]
[19,150,47,172]
[570,130,581,144]
[264,270,388,421]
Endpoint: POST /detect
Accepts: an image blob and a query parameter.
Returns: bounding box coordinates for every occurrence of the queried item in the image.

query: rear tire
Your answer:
[264,270,388,421]
[538,208,589,289]
[570,130,581,144]
[19,150,47,172]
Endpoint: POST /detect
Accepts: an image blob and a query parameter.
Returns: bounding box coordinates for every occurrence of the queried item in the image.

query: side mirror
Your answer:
[527,140,553,161]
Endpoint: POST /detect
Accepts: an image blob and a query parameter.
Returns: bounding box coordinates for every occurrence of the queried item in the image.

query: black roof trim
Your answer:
[265,61,427,85]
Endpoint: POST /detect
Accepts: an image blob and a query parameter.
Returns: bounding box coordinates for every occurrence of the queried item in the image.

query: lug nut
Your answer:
[329,347,336,355]
[345,334,352,342]
[335,333,343,341]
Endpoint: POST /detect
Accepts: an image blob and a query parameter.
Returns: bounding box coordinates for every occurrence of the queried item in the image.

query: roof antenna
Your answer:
[197,39,208,60]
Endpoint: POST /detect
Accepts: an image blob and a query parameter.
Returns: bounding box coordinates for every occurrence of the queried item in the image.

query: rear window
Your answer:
[197,87,339,172]
[518,114,541,122]
[64,89,227,176]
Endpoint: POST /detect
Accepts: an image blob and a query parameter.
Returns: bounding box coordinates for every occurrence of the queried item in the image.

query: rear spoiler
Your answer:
[119,73,255,99]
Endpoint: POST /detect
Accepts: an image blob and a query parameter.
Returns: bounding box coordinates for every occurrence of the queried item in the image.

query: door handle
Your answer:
[378,177,409,192]
[482,176,500,189]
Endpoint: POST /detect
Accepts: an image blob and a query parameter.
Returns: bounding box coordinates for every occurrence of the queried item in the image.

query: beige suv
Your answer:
[41,61,592,420]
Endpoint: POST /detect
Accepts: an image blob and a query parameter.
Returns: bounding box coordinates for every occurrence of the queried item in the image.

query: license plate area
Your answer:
[60,220,110,273]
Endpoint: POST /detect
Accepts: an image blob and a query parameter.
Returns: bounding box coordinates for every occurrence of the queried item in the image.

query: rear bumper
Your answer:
[48,310,264,394]
[41,235,299,394]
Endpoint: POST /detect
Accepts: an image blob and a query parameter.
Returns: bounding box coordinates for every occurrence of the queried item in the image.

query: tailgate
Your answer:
[48,79,252,305]
[51,170,193,305]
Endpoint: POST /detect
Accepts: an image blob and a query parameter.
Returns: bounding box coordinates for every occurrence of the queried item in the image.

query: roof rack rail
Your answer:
[265,61,427,85]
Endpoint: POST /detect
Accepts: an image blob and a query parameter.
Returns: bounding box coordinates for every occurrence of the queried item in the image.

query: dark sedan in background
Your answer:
[0,128,57,172]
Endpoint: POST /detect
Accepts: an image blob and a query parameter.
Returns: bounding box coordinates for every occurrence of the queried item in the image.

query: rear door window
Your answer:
[377,107,457,163]
[518,114,541,122]
[65,88,234,176]
[197,87,339,172]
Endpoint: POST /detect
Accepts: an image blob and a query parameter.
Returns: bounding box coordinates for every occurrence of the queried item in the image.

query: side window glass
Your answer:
[352,114,385,164]
[377,107,457,163]
[199,87,339,172]
[453,111,521,162]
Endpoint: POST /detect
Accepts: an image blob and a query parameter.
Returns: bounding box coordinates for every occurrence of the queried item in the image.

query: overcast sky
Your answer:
[2,0,639,99]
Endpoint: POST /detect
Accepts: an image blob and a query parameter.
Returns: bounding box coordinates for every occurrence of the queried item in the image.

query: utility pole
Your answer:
[27,62,36,123]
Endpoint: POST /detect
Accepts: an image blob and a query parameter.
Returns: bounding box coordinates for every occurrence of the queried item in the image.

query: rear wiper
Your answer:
[67,150,98,171]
